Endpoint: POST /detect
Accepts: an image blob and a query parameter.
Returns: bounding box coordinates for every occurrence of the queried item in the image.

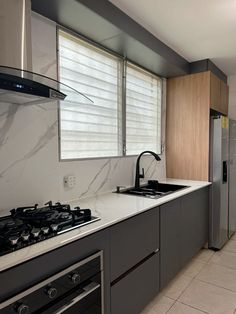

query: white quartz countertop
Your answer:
[0,179,211,272]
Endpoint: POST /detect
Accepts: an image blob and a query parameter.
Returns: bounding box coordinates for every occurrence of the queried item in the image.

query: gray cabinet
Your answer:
[110,207,159,281]
[181,188,209,265]
[160,198,182,287]
[110,207,160,314]
[111,253,159,314]
[160,187,209,289]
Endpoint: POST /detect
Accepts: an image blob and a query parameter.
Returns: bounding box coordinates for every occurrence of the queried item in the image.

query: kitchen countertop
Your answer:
[0,178,211,272]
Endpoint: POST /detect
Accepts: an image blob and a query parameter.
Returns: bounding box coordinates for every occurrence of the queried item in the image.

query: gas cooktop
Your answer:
[0,201,100,256]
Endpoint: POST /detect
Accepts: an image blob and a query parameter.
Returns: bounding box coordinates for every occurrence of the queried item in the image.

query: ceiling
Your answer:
[109,0,236,76]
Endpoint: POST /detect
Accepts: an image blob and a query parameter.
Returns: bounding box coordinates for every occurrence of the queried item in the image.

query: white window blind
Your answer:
[58,30,122,159]
[126,63,162,155]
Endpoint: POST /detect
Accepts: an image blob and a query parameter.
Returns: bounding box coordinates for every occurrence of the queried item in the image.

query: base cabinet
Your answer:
[160,199,182,288]
[160,187,209,289]
[111,253,159,314]
[181,188,209,265]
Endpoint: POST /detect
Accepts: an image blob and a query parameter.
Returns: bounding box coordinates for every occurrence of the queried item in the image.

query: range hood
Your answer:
[0,0,92,105]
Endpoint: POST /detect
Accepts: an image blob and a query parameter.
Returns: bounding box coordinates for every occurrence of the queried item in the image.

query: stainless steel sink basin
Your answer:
[117,181,188,199]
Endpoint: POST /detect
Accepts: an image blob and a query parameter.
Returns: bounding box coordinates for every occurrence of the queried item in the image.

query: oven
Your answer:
[0,251,104,314]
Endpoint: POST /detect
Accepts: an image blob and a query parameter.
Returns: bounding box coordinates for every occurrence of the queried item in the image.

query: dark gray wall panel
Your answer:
[31,0,189,77]
[190,59,227,83]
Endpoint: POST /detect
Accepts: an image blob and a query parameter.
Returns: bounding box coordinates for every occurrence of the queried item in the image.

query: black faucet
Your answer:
[135,151,161,189]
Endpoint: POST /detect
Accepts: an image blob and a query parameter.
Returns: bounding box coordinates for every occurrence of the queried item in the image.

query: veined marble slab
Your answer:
[0,178,211,272]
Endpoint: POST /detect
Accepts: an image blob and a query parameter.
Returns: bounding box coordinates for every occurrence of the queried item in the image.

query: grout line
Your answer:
[165,300,177,313]
[195,277,236,294]
[176,275,194,301]
[178,300,210,314]
[210,260,236,272]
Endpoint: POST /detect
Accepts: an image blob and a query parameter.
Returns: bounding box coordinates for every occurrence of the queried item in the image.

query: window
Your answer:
[58,30,122,159]
[126,63,162,155]
[58,30,162,160]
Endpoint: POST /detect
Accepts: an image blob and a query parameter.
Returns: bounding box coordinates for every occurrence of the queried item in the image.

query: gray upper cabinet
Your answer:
[110,207,159,282]
[160,187,209,289]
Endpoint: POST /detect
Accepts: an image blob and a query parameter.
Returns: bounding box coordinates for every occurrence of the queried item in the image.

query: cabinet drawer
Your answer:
[110,207,159,281]
[111,253,159,314]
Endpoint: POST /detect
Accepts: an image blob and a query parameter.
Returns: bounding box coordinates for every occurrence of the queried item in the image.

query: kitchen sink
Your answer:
[117,180,188,199]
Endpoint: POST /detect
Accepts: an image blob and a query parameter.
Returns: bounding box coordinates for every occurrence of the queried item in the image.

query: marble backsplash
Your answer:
[0,13,166,211]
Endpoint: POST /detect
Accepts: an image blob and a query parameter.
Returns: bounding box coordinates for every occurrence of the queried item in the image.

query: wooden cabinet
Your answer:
[210,72,221,111]
[160,187,209,289]
[210,72,229,115]
[166,72,210,181]
[167,71,229,180]
[220,80,229,115]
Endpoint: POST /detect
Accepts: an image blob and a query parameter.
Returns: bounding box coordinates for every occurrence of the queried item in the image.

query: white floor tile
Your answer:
[211,250,236,270]
[179,279,236,314]
[180,258,206,278]
[162,273,192,300]
[197,263,236,292]
[141,293,174,314]
[222,239,236,253]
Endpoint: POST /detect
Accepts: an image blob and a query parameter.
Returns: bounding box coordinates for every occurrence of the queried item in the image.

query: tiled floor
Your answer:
[141,234,236,314]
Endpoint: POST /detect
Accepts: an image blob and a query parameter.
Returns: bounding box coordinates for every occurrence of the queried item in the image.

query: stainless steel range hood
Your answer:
[0,0,92,105]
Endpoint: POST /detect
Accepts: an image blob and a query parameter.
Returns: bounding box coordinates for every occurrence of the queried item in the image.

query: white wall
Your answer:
[0,13,166,211]
[229,75,236,120]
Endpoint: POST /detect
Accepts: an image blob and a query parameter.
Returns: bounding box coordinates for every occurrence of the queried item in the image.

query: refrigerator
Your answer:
[209,115,236,249]
[209,115,229,250]
[229,119,236,239]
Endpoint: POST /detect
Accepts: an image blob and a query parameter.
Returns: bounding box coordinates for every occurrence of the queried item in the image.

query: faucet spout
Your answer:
[134,151,161,189]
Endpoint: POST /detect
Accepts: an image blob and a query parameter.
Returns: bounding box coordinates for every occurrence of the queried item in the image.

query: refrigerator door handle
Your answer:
[223,160,228,183]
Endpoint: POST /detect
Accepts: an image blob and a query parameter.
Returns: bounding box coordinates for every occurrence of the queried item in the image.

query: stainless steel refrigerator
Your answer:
[209,115,229,249]
[229,119,236,239]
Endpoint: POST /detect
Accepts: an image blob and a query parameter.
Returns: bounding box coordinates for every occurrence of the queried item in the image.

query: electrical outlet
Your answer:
[64,175,76,188]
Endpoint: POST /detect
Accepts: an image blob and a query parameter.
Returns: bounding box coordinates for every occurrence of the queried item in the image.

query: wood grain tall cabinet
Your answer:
[166,71,229,181]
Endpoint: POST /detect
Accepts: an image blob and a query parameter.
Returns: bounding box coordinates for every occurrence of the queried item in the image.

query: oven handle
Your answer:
[54,281,100,314]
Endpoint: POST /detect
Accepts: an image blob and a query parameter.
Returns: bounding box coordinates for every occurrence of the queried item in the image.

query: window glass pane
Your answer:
[58,30,122,159]
[126,63,162,155]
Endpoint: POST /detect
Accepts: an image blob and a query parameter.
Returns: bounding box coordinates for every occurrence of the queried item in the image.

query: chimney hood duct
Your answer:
[0,0,92,105]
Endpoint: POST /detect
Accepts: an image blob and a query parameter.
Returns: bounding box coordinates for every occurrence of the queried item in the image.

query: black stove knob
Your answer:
[70,272,80,284]
[16,303,30,314]
[46,286,58,299]
[9,236,19,246]
[31,228,40,238]
[21,232,30,242]
[41,227,49,235]
[51,224,58,232]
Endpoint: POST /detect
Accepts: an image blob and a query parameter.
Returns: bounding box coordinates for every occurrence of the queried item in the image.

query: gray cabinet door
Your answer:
[160,187,209,289]
[160,198,182,289]
[181,188,209,265]
[111,253,159,314]
[110,207,159,281]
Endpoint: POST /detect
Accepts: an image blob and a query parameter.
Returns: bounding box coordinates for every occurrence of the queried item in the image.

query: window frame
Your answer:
[57,26,163,161]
